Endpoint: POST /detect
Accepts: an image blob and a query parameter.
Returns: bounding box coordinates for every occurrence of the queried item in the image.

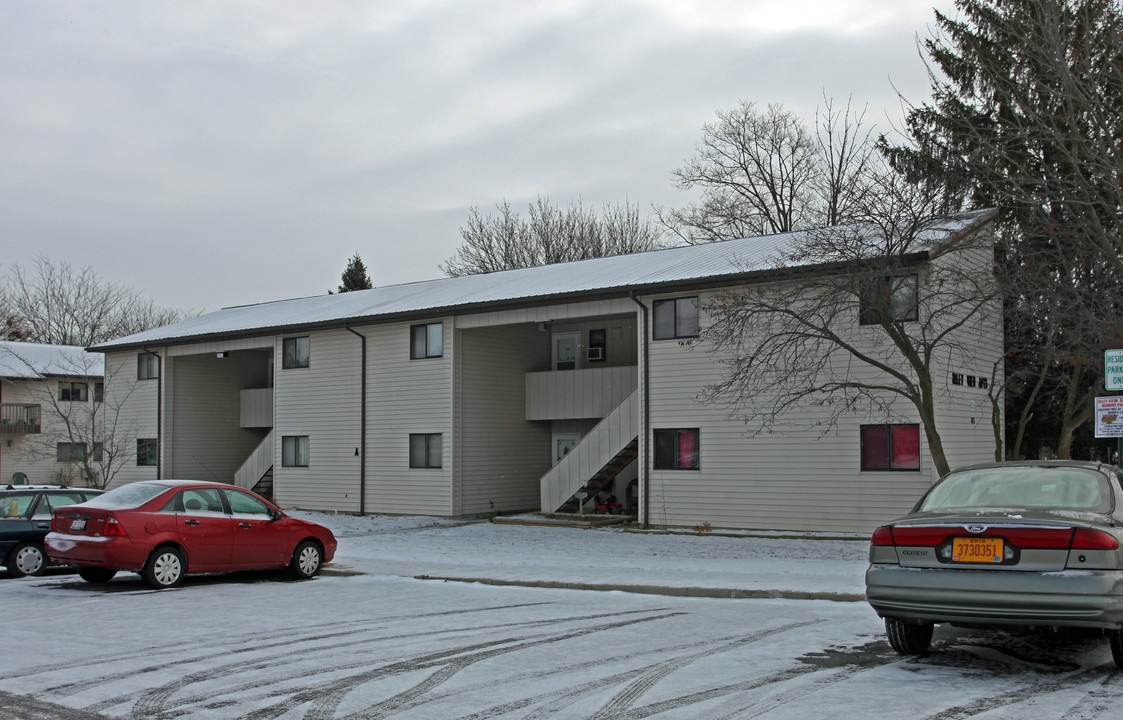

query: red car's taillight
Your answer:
[1071,528,1119,550]
[103,515,128,537]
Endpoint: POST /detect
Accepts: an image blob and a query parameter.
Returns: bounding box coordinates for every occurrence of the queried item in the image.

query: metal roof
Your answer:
[91,209,995,351]
[0,342,105,380]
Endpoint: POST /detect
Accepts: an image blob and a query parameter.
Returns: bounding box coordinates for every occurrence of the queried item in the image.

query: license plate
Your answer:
[69,519,86,531]
[952,537,1003,563]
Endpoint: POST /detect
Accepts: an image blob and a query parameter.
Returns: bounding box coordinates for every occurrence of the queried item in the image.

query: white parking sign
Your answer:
[1107,349,1123,390]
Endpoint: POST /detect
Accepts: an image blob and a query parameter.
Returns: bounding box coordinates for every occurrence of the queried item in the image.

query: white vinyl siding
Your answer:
[105,350,160,488]
[366,320,453,515]
[273,329,362,512]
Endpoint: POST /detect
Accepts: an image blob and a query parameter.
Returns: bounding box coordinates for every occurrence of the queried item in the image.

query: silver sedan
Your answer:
[865,461,1123,667]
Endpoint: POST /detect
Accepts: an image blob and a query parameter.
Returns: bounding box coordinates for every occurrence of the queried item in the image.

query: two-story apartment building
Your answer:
[90,210,1002,532]
[1,342,105,487]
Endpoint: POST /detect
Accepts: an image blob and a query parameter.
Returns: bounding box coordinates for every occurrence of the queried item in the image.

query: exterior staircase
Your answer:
[235,429,274,491]
[539,389,639,513]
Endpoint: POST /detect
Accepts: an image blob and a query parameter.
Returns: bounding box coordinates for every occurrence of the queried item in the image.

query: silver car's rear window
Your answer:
[919,466,1113,513]
[83,483,169,509]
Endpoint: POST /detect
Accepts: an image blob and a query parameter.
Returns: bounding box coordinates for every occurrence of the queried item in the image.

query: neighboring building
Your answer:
[89,210,1002,532]
[0,342,105,487]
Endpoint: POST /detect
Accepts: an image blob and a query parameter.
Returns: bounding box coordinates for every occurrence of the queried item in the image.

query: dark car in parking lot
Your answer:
[865,461,1123,668]
[45,479,337,589]
[1,485,104,577]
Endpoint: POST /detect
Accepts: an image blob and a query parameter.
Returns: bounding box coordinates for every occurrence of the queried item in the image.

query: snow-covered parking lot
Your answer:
[2,513,1122,719]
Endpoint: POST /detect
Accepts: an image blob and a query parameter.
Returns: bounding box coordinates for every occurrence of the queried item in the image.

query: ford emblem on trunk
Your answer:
[966,524,987,533]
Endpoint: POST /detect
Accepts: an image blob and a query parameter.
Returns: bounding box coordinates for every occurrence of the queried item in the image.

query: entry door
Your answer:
[552,332,580,371]
[553,433,581,466]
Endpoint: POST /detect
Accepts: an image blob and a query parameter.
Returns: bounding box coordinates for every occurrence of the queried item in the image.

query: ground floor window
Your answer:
[136,438,159,466]
[409,433,442,468]
[57,442,87,462]
[861,424,921,471]
[282,435,309,467]
[653,428,700,470]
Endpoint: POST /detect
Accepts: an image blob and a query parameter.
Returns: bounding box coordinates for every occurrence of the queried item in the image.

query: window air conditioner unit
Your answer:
[587,347,604,361]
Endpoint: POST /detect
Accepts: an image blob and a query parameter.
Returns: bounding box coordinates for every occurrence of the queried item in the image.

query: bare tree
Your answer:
[4,255,190,346]
[0,344,138,488]
[699,174,1000,477]
[660,98,879,244]
[442,197,664,276]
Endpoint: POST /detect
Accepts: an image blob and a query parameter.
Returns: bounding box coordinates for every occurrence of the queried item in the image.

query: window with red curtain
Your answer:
[654,429,700,470]
[861,424,920,471]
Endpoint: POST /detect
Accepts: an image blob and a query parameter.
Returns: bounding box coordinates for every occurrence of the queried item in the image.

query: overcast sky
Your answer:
[1,0,957,314]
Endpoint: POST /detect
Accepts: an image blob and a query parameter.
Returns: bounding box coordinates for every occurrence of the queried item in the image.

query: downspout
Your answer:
[628,291,650,528]
[345,326,368,516]
[141,348,162,480]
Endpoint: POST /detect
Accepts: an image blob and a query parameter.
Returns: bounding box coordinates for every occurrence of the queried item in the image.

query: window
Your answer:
[282,337,310,369]
[94,382,104,402]
[137,352,159,380]
[409,433,442,468]
[588,329,607,362]
[57,442,88,462]
[179,488,224,514]
[223,489,273,516]
[90,442,104,463]
[653,297,699,340]
[410,323,443,359]
[282,435,309,467]
[137,438,159,467]
[653,429,700,470]
[859,275,918,325]
[861,424,921,471]
[58,382,89,402]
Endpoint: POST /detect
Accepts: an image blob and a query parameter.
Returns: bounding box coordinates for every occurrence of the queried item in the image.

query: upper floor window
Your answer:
[411,323,443,359]
[137,352,159,380]
[861,424,921,471]
[282,337,310,369]
[653,297,699,340]
[93,382,104,402]
[859,275,918,325]
[58,382,89,402]
[653,428,700,470]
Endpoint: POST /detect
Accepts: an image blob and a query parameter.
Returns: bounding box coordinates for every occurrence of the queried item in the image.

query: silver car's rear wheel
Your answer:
[1110,630,1123,669]
[885,618,933,655]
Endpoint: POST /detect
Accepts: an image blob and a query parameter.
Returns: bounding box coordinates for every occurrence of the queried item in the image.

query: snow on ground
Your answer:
[2,512,1121,719]
[312,513,870,596]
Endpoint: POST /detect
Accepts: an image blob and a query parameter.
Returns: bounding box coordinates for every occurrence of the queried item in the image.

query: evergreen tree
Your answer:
[882,0,1123,459]
[336,253,373,293]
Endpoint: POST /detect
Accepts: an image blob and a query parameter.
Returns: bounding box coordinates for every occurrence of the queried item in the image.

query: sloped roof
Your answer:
[92,209,996,351]
[0,341,105,380]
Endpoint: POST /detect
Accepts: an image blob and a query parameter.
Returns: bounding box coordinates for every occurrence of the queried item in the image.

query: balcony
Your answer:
[0,404,42,434]
[525,366,638,421]
[240,389,274,428]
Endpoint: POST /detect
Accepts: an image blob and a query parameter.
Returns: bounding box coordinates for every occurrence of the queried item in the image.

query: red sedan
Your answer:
[45,480,337,589]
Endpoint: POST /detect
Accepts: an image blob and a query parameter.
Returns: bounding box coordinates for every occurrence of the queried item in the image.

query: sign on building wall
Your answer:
[1095,396,1123,439]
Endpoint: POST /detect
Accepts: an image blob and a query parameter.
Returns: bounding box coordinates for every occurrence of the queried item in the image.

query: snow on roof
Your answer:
[0,341,105,379]
[92,210,995,351]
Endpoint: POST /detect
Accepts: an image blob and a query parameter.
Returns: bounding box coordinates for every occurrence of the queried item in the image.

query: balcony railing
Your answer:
[525,366,638,421]
[0,404,42,434]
